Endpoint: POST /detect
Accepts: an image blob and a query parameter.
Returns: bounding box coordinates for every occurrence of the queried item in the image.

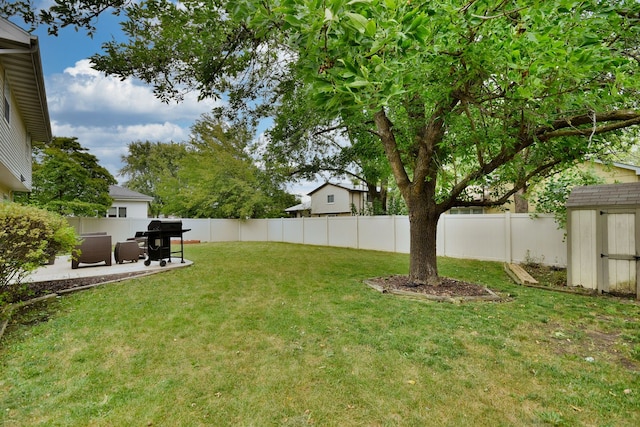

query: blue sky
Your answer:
[11,8,318,200]
[28,12,219,185]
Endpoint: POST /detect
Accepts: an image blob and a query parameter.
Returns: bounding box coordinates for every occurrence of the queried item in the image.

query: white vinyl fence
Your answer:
[67,213,567,267]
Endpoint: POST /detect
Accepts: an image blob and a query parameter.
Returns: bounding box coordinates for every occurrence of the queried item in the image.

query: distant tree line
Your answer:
[120,115,298,218]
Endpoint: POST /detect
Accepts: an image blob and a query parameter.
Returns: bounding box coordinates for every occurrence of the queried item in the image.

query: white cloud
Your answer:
[42,59,311,197]
[45,60,221,182]
[47,59,219,126]
[51,120,191,182]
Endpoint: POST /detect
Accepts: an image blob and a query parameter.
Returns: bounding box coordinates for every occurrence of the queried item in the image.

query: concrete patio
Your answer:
[28,255,193,283]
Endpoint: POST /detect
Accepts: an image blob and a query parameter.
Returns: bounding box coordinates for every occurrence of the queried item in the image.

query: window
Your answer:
[327,194,334,203]
[107,207,128,218]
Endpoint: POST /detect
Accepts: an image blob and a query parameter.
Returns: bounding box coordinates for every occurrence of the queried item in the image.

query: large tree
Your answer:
[16,1,640,285]
[119,140,187,217]
[158,115,297,218]
[265,88,392,214]
[16,137,116,216]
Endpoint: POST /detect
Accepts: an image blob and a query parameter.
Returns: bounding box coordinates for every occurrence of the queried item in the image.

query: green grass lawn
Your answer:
[1,242,639,426]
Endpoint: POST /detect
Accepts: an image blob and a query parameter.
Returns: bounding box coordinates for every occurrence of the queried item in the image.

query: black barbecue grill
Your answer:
[138,220,191,267]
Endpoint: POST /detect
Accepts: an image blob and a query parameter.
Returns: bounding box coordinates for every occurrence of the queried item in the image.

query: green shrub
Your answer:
[0,203,77,304]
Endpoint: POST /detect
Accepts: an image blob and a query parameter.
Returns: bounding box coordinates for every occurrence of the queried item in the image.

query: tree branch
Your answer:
[373,109,411,194]
[470,8,526,21]
[537,110,640,140]
[450,158,564,209]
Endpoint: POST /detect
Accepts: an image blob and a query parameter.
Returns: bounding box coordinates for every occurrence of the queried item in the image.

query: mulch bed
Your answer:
[365,275,502,302]
[9,272,149,303]
[368,275,493,296]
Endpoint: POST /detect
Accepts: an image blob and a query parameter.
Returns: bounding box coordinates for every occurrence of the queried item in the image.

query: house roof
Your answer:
[285,201,311,212]
[307,182,367,196]
[592,159,640,176]
[566,182,640,208]
[0,18,51,142]
[109,185,154,202]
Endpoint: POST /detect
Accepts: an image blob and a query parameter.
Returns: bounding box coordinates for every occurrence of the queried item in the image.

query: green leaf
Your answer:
[283,14,301,26]
[365,19,376,37]
[581,33,601,47]
[345,12,369,34]
[346,78,369,88]
[324,8,334,22]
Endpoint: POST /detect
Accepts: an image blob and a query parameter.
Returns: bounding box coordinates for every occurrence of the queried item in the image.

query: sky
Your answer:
[22,9,317,200]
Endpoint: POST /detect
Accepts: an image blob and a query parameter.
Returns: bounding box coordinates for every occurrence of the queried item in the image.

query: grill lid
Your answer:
[148,220,183,232]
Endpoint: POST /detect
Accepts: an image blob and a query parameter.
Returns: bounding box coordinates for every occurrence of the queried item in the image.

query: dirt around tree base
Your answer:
[365,275,501,302]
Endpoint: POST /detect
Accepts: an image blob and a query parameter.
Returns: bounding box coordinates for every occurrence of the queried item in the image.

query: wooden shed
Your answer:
[566,182,640,298]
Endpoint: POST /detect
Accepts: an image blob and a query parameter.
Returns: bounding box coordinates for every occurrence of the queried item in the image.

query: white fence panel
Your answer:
[179,219,211,242]
[68,217,148,244]
[209,219,239,241]
[358,216,396,252]
[239,219,269,241]
[439,214,507,262]
[303,217,329,246]
[394,216,410,254]
[511,214,566,266]
[267,219,284,242]
[64,213,567,267]
[327,217,358,248]
[283,218,304,244]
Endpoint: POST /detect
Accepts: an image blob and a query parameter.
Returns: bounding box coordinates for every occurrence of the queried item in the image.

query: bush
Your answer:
[531,167,604,230]
[0,203,77,304]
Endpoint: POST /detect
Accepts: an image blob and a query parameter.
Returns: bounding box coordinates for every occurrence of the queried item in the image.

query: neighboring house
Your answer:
[285,200,311,218]
[107,185,153,218]
[454,159,640,215]
[588,159,640,184]
[0,18,51,201]
[307,182,369,217]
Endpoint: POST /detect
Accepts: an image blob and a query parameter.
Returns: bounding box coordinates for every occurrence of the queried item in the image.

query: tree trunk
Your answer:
[406,186,442,286]
[380,177,388,213]
[514,187,529,213]
[373,107,446,285]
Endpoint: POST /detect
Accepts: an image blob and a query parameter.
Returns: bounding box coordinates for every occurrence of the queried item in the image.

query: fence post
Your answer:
[504,211,512,264]
[393,215,396,253]
[302,217,306,245]
[440,214,446,257]
[326,215,330,246]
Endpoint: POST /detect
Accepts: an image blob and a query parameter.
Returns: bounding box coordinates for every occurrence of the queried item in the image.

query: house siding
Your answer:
[309,184,367,216]
[0,65,32,194]
[311,184,348,215]
[108,201,149,218]
[584,161,638,184]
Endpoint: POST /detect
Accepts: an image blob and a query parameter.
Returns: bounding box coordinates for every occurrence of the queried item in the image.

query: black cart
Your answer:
[139,220,191,267]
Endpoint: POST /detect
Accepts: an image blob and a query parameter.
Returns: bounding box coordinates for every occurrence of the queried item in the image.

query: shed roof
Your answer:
[566,182,640,209]
[109,185,154,202]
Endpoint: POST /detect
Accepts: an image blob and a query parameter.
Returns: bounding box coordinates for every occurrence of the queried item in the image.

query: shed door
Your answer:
[601,209,638,296]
